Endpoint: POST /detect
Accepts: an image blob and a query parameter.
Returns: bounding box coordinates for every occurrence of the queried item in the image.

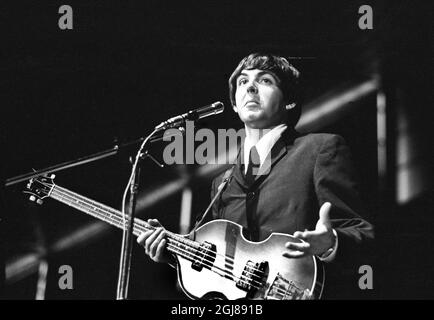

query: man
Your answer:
[138,53,375,299]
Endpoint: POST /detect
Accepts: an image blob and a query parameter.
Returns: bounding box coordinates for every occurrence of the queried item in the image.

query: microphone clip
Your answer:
[132,150,165,168]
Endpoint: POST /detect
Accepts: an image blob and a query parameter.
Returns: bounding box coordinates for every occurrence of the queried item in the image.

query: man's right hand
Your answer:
[137,219,172,264]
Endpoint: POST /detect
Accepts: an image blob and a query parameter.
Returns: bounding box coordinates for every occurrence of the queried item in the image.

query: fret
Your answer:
[167,232,210,266]
[30,178,205,266]
[50,188,121,228]
[55,185,124,221]
[49,184,203,263]
[50,185,148,237]
[27,177,324,300]
[166,236,197,261]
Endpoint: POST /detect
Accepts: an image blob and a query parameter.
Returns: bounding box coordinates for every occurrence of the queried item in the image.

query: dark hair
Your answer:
[228,53,302,127]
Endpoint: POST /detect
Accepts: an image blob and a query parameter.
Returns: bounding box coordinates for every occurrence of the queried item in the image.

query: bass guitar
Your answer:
[25,174,325,300]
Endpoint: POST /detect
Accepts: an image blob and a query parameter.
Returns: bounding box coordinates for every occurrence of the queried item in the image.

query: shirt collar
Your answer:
[243,123,288,173]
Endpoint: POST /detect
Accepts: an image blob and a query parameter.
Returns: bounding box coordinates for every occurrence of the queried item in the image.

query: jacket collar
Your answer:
[233,128,298,188]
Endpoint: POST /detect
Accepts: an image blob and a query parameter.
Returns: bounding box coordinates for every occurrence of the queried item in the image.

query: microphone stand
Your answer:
[115,120,188,299]
[4,130,180,188]
[116,158,141,300]
[115,128,160,300]
[4,127,184,300]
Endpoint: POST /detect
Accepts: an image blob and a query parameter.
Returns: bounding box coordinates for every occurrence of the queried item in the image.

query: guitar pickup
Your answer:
[191,241,216,272]
[236,260,268,296]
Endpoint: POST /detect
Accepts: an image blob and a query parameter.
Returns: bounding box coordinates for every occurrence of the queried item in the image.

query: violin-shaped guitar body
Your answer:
[175,219,325,300]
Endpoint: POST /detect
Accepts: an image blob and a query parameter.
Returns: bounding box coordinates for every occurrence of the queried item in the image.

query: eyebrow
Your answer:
[237,71,280,82]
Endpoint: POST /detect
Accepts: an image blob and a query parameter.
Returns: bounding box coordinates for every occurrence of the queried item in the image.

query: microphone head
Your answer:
[195,101,224,120]
[155,101,225,132]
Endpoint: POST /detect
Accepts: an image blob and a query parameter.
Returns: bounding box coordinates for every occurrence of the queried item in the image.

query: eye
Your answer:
[260,77,273,84]
[238,78,248,86]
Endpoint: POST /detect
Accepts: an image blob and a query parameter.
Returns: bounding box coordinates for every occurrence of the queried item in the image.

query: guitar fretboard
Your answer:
[48,184,202,262]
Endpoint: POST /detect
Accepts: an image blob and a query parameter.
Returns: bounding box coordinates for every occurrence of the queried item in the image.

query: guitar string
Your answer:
[48,185,292,292]
[136,227,266,287]
[132,226,265,290]
[51,191,265,292]
[48,185,289,291]
[165,241,262,288]
[51,183,268,279]
[45,182,308,297]
[43,184,299,297]
[49,186,269,291]
[53,184,248,271]
[137,228,302,298]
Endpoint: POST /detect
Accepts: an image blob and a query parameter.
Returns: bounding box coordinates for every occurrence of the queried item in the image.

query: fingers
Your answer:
[155,238,167,260]
[286,241,310,251]
[137,230,152,245]
[293,230,308,239]
[137,225,167,261]
[282,251,306,258]
[144,228,162,256]
[282,241,310,258]
[136,219,164,249]
[148,228,166,258]
[293,230,320,241]
[148,218,162,227]
[319,202,332,227]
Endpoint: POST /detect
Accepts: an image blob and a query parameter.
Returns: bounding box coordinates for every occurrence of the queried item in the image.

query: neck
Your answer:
[244,127,264,145]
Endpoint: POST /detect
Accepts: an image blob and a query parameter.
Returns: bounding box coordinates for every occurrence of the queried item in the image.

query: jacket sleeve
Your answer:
[313,134,375,269]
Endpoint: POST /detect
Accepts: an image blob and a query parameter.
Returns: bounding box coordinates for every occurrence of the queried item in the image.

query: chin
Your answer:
[244,120,268,129]
[242,111,262,121]
[244,116,284,129]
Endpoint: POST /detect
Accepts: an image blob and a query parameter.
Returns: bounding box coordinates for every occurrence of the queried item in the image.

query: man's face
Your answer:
[234,69,287,129]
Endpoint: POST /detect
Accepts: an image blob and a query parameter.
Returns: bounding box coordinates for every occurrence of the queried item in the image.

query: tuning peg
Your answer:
[50,174,56,179]
[36,199,44,205]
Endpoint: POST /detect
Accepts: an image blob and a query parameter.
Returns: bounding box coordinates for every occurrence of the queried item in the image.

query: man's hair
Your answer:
[228,53,302,128]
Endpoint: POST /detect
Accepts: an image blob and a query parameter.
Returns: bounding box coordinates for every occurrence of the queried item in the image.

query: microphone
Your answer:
[154,101,224,132]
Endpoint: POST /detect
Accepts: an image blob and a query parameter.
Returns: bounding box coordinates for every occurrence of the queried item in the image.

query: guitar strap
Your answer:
[189,165,235,235]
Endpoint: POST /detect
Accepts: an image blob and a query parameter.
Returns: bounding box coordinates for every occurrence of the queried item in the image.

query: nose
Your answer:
[246,82,258,94]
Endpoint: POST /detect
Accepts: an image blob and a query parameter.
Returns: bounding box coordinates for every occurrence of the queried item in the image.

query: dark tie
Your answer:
[245,146,260,185]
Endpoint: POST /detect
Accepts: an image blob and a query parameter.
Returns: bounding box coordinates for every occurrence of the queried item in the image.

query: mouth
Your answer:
[244,100,260,108]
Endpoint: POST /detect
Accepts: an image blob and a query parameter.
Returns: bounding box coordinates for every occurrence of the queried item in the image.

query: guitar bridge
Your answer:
[236,260,268,296]
[191,241,216,272]
[265,273,312,300]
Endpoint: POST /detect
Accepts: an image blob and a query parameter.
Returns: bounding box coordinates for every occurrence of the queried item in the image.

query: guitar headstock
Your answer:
[24,174,56,205]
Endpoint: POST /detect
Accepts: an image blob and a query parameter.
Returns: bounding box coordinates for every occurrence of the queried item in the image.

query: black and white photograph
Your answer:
[1,0,433,305]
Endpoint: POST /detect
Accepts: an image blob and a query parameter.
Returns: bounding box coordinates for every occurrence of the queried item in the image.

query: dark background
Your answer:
[1,0,433,299]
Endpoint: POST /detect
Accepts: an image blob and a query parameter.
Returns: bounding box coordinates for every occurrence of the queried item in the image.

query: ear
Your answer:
[232,105,238,113]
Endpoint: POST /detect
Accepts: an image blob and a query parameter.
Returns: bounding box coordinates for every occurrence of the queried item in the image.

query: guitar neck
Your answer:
[48,184,202,261]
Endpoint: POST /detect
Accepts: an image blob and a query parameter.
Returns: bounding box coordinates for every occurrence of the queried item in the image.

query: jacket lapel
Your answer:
[255,132,289,179]
[232,128,297,188]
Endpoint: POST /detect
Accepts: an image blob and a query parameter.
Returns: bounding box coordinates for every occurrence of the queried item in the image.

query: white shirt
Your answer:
[242,123,338,262]
[243,123,288,174]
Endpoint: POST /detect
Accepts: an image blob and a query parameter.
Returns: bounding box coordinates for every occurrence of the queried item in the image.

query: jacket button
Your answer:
[247,191,256,199]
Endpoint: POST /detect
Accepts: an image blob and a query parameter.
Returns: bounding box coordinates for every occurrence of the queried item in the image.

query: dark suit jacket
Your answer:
[210,130,375,298]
